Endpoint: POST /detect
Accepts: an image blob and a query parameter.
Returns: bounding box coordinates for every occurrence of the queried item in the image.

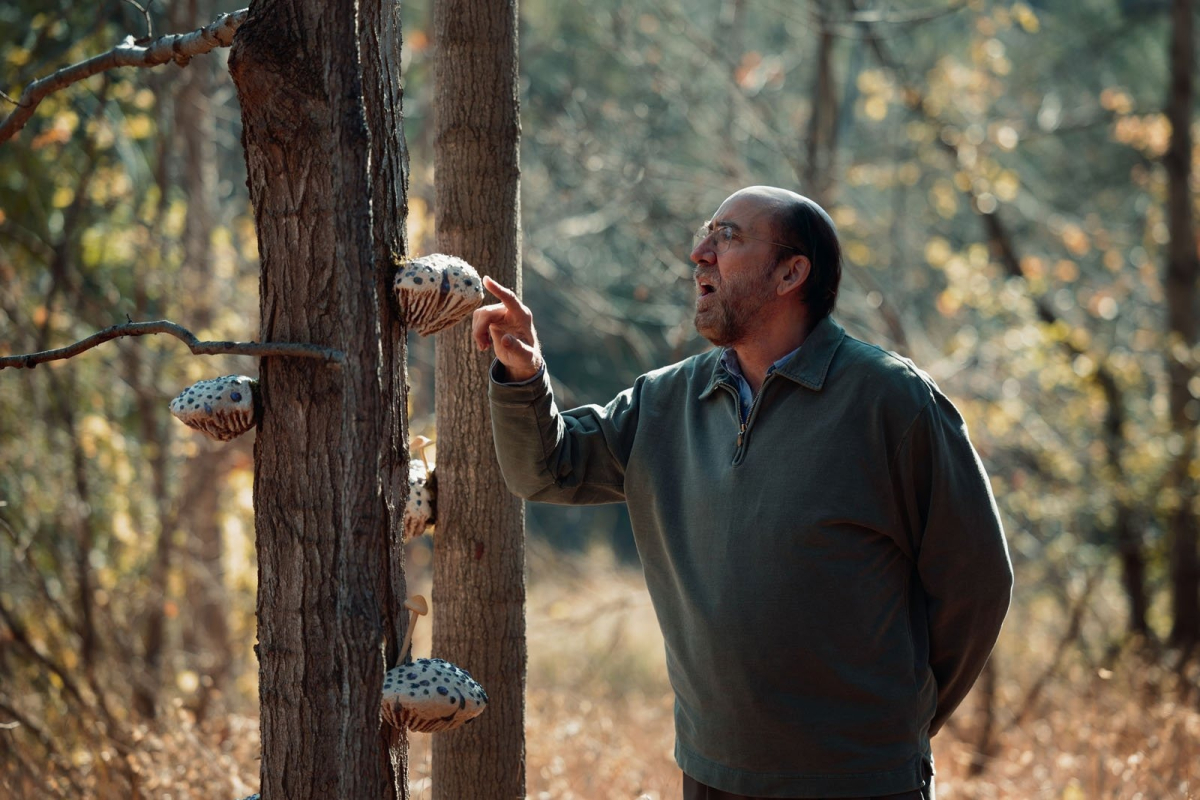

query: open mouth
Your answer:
[697,279,716,296]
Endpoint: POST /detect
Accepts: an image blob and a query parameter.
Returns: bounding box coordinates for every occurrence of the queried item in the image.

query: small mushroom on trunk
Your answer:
[168,375,258,441]
[393,253,484,336]
[404,435,436,543]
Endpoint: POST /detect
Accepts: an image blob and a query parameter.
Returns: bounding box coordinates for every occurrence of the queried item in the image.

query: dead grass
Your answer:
[4,543,1198,799]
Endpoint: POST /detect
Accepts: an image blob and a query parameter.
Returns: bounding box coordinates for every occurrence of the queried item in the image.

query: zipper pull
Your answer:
[737,422,746,449]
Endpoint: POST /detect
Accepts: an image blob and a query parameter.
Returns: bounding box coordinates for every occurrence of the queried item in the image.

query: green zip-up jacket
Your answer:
[488,316,1013,798]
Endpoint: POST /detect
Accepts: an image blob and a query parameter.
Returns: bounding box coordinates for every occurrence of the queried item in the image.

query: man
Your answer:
[473,186,1013,800]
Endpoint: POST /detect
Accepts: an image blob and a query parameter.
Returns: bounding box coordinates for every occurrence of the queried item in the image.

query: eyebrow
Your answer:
[710,219,744,232]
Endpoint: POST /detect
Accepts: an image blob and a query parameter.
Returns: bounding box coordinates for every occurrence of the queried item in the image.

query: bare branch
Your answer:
[0,8,248,145]
[0,319,347,370]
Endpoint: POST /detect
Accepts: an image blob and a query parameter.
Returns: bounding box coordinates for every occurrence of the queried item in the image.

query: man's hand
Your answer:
[472,276,544,382]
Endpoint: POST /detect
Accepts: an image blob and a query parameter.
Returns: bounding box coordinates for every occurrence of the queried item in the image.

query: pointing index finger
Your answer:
[483,275,522,311]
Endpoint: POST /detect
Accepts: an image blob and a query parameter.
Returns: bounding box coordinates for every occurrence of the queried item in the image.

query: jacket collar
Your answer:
[699,315,846,398]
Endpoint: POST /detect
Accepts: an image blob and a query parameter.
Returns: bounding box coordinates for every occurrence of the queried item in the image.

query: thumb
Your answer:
[502,333,535,358]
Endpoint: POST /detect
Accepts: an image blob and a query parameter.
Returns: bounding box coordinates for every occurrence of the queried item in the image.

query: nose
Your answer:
[690,235,715,266]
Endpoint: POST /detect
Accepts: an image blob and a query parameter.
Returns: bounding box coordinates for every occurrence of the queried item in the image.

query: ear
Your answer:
[776,254,811,298]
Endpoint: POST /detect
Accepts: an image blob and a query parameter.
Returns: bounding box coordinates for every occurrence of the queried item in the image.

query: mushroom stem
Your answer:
[412,435,434,473]
[398,594,429,662]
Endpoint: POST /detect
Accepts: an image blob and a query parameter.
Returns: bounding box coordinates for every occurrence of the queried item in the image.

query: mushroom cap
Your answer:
[168,375,257,442]
[393,253,484,336]
[403,458,436,543]
[381,657,488,733]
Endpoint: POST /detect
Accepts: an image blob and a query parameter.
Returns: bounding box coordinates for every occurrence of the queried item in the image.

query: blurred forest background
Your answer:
[2,0,1199,797]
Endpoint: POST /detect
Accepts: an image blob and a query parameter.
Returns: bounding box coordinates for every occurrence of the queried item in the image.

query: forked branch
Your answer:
[0,319,346,369]
[0,8,249,144]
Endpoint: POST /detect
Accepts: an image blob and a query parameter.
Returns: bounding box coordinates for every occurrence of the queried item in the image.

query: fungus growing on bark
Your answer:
[404,435,436,543]
[168,375,258,441]
[392,253,483,336]
[381,595,488,733]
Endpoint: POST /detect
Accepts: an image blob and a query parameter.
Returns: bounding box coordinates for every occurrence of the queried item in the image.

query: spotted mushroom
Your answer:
[404,435,436,543]
[168,375,258,441]
[382,595,488,733]
[392,253,484,336]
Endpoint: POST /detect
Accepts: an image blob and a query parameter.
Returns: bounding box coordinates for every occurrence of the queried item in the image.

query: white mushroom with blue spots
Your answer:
[393,253,484,336]
[168,375,258,441]
[381,595,488,733]
[404,435,436,543]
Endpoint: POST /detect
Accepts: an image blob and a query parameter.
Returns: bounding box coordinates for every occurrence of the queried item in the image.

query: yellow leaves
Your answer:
[124,114,155,140]
[1100,87,1134,115]
[735,52,784,93]
[51,185,75,208]
[30,110,79,149]
[1054,259,1079,282]
[1060,223,1091,257]
[830,205,857,229]
[844,239,873,266]
[112,509,137,545]
[994,169,1020,201]
[930,179,959,218]
[1113,113,1171,157]
[994,125,1019,151]
[925,236,952,268]
[1088,292,1119,320]
[863,95,889,121]
[408,29,430,52]
[857,69,894,121]
[897,162,921,185]
[1012,2,1041,34]
[176,670,200,693]
[88,167,132,205]
[937,288,962,317]
[133,88,156,110]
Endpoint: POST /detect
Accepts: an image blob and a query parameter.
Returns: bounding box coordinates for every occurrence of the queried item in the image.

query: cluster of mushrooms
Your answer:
[170,254,489,748]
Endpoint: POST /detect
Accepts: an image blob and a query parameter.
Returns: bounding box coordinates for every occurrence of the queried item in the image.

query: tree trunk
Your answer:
[229,0,410,795]
[1164,0,1199,648]
[174,0,234,723]
[805,0,839,206]
[431,0,526,797]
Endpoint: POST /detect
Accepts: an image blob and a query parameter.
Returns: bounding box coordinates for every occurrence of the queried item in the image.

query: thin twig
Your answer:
[0,8,248,144]
[122,0,155,39]
[0,319,346,369]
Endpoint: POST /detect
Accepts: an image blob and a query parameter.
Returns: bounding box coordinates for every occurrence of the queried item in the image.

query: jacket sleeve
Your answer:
[893,389,1014,735]
[487,360,640,505]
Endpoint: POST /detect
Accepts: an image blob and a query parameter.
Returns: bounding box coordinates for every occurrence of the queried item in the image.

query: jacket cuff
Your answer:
[489,359,551,405]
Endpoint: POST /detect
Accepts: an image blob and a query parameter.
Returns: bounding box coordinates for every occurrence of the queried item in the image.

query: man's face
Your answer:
[689,193,782,347]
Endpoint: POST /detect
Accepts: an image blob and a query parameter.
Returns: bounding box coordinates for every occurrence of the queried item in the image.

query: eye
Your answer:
[230,392,242,401]
[717,226,735,243]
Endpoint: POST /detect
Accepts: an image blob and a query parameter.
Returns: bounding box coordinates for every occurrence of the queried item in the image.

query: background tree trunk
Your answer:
[431,0,526,797]
[1164,0,1199,648]
[229,0,410,795]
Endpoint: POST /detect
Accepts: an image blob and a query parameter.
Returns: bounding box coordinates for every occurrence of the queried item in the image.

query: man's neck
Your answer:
[729,316,815,393]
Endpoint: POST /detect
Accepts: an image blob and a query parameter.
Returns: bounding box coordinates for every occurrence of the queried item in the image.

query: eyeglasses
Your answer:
[692,223,802,255]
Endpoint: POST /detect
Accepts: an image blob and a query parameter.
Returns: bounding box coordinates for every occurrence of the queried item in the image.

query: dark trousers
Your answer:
[682,772,933,800]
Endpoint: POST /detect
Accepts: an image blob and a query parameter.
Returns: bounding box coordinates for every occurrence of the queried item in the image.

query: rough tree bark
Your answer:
[229,0,411,795]
[431,0,526,796]
[1164,0,1199,648]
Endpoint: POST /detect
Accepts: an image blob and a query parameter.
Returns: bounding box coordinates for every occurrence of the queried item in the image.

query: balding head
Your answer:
[721,186,842,320]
